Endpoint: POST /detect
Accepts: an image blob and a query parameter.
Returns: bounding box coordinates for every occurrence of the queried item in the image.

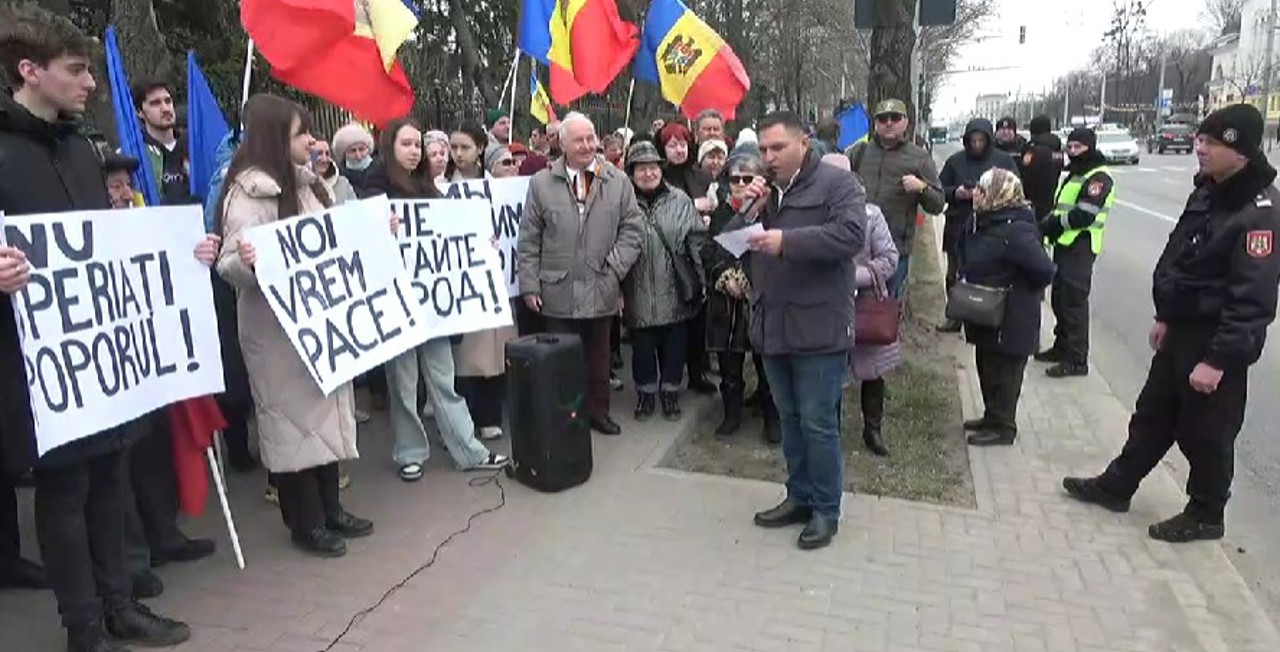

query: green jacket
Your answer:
[846,138,946,250]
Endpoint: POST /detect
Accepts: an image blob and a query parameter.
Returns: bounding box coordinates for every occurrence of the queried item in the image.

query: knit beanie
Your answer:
[331,123,374,160]
[1198,103,1265,158]
[697,139,728,165]
[996,116,1017,131]
[484,144,511,174]
[1028,115,1051,136]
[485,109,509,129]
[1066,127,1097,150]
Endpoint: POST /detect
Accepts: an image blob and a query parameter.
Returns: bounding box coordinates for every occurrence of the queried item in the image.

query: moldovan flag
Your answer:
[518,0,640,105]
[530,72,556,125]
[633,0,750,121]
[241,0,417,126]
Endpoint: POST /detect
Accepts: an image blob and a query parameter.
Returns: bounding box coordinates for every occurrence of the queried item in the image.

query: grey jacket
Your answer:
[846,138,945,251]
[623,184,706,329]
[734,151,867,356]
[518,158,645,319]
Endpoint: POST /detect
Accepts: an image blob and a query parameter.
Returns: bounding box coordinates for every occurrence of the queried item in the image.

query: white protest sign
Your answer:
[390,198,514,340]
[246,196,430,395]
[4,206,225,456]
[441,177,530,296]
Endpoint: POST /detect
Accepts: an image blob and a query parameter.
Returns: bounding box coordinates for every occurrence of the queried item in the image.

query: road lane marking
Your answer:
[1116,199,1176,224]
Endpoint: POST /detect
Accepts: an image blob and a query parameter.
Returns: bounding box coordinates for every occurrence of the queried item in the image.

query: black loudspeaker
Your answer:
[504,334,593,492]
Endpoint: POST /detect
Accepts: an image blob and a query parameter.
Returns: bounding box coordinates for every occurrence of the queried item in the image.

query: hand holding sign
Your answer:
[237,239,257,268]
[0,245,31,294]
[194,234,221,267]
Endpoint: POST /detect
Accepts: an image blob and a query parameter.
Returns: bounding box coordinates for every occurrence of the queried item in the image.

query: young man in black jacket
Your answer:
[0,7,191,650]
[1063,104,1280,543]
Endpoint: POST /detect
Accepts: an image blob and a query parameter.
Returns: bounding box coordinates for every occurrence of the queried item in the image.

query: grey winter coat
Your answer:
[518,158,646,319]
[731,151,867,356]
[623,184,707,329]
[848,204,903,382]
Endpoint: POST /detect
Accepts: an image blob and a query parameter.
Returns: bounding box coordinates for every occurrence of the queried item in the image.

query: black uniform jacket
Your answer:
[1153,158,1280,371]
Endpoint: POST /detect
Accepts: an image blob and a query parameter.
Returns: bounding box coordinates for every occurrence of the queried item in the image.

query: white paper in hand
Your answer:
[713,223,765,258]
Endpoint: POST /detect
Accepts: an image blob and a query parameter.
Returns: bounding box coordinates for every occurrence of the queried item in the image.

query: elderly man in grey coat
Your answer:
[518,112,646,435]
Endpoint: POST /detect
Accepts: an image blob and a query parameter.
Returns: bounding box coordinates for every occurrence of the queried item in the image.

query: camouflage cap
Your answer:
[873,99,909,117]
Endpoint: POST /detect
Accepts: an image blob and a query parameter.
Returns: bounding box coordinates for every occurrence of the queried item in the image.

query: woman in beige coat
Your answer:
[214,94,373,559]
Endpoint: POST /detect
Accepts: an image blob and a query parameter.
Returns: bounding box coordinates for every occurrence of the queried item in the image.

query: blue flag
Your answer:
[836,103,871,151]
[186,52,230,202]
[105,25,160,207]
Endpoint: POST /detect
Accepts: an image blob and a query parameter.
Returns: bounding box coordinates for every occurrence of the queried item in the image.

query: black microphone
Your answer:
[733,170,776,221]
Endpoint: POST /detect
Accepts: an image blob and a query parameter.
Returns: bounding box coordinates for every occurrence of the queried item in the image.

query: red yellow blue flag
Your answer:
[530,72,556,125]
[518,0,639,105]
[633,0,749,120]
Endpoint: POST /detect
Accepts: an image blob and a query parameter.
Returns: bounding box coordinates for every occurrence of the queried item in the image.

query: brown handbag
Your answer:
[854,268,901,346]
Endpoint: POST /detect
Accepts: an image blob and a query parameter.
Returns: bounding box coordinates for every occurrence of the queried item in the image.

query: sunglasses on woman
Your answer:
[728,175,756,185]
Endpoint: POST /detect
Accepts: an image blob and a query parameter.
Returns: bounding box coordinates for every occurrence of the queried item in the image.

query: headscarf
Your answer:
[974,168,1026,213]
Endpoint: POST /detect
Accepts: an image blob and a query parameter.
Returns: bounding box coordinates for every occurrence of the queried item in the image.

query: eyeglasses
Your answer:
[728,175,756,185]
[499,159,516,167]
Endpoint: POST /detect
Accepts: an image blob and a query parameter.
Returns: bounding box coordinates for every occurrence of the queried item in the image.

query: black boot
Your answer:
[1148,512,1225,543]
[105,601,191,647]
[634,392,656,421]
[660,391,682,421]
[67,623,129,652]
[291,527,348,558]
[715,383,744,439]
[860,380,888,457]
[326,510,374,538]
[761,396,782,445]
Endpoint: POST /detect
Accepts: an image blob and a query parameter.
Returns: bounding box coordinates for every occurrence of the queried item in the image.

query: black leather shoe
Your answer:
[1062,477,1131,513]
[962,418,987,432]
[966,431,1016,447]
[753,499,812,528]
[797,514,839,550]
[0,557,48,590]
[326,511,374,538]
[131,570,164,600]
[1033,348,1063,363]
[1148,512,1225,543]
[591,416,622,435]
[67,624,129,652]
[1046,362,1089,378]
[291,527,348,558]
[150,537,215,567]
[105,601,191,647]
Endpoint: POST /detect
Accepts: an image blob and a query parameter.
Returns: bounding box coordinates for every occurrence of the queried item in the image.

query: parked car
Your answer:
[1147,123,1194,154]
[1096,129,1141,165]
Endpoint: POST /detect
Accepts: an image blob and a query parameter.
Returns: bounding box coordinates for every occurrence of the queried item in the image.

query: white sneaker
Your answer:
[470,453,511,471]
[479,426,503,441]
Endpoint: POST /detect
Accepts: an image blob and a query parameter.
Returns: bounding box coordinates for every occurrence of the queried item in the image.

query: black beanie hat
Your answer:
[996,116,1017,131]
[1067,127,1097,150]
[1028,115,1051,135]
[1198,103,1264,158]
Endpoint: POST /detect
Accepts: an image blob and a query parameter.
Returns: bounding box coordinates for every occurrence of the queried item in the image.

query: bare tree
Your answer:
[1204,0,1245,36]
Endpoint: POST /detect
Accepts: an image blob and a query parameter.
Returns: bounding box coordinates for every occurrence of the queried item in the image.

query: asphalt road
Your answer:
[930,143,1280,623]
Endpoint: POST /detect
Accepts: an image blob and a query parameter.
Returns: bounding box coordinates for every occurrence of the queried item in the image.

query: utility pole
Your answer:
[1264,0,1278,140]
[1063,78,1070,127]
[1100,70,1107,122]
[1156,56,1167,126]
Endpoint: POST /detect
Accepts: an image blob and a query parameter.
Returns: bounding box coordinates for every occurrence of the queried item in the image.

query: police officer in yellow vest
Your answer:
[1036,127,1114,378]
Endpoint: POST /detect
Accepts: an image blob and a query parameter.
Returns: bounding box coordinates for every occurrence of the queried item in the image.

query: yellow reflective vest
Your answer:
[1052,166,1114,254]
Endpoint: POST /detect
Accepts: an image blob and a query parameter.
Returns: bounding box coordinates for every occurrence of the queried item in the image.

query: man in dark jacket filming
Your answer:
[1063,104,1280,543]
[733,111,866,551]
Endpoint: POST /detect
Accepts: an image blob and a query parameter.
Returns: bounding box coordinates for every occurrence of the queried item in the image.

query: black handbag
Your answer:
[649,217,703,304]
[946,280,1009,328]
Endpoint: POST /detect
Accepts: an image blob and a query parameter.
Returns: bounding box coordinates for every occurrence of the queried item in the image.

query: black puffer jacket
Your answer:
[1020,132,1065,219]
[0,91,144,478]
[961,204,1056,357]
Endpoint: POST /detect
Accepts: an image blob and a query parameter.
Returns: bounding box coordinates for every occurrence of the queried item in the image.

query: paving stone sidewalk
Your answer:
[6,314,1280,648]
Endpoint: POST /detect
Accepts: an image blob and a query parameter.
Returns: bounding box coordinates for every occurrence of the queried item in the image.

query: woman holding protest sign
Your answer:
[214,94,374,558]
[366,117,510,482]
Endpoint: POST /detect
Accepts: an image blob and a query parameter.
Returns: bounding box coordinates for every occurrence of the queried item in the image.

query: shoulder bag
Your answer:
[649,215,703,304]
[945,280,1009,328]
[854,267,901,345]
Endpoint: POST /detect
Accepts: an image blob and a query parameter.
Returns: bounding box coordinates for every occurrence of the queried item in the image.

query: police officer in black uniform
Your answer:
[1062,104,1280,543]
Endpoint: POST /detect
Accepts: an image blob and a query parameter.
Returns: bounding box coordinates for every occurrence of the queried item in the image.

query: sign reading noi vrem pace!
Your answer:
[2,206,225,456]
[245,196,431,395]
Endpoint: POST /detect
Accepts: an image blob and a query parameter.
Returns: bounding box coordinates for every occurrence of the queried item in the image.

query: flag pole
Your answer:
[508,54,520,125]
[500,47,520,111]
[240,39,255,111]
[207,449,245,569]
[624,78,636,131]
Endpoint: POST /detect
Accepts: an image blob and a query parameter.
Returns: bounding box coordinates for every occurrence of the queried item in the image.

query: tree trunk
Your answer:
[867,0,916,117]
[112,0,177,83]
[446,0,498,108]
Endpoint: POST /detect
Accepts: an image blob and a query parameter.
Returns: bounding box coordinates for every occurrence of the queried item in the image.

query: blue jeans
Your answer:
[386,338,491,469]
[630,322,687,393]
[888,253,910,300]
[762,352,848,519]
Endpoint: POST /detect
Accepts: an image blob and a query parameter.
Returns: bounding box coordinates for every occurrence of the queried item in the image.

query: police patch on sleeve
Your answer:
[1087,181,1104,197]
[1247,230,1274,258]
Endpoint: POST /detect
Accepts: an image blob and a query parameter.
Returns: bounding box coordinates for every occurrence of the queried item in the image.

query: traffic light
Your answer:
[1019,26,1026,44]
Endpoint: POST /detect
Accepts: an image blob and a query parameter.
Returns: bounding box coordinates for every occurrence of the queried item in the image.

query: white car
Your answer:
[1095,130,1141,165]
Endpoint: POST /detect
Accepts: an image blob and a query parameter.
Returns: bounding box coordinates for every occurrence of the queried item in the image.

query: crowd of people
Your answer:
[4,5,1280,652]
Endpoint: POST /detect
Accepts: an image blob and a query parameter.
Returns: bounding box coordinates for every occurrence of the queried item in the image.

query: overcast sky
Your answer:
[932,0,1209,122]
